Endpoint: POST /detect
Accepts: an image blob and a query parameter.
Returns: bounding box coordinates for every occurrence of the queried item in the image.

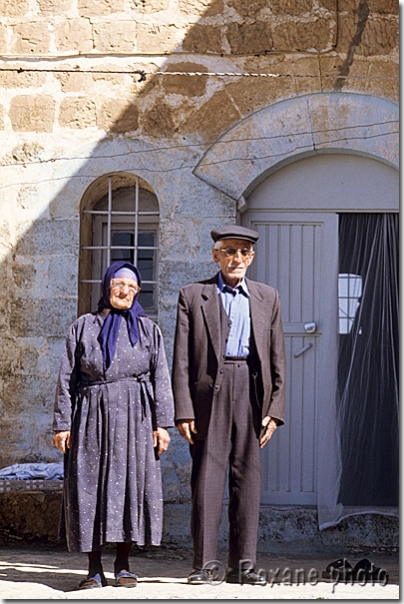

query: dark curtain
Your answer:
[337,213,399,506]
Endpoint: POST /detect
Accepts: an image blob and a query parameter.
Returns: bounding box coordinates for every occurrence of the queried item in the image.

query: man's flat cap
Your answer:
[211,225,259,244]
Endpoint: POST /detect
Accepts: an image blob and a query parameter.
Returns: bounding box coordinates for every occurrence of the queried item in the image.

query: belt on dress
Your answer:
[77,373,157,430]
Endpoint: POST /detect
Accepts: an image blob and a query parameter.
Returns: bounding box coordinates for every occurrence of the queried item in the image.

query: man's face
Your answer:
[212,238,255,287]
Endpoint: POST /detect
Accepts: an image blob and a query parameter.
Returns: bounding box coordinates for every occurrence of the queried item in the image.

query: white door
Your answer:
[244,212,338,505]
[242,153,398,507]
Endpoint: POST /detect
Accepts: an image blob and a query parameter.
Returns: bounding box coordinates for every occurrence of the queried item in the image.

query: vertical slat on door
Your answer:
[290,225,303,323]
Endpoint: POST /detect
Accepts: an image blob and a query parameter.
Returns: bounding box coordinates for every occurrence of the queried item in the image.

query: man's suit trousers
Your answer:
[190,358,262,570]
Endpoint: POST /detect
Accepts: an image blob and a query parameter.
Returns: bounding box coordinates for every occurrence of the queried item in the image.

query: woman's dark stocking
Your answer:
[114,541,132,575]
[87,549,103,577]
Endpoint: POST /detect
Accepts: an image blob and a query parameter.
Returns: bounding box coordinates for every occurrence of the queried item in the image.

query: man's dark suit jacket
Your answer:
[172,274,286,440]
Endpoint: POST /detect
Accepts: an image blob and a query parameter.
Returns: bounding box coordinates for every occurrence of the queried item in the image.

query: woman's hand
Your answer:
[153,427,170,456]
[52,431,71,454]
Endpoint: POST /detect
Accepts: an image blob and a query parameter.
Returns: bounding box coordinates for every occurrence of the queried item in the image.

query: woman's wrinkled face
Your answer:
[109,278,140,310]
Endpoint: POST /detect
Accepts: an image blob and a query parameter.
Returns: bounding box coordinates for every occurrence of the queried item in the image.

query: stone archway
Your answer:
[193,92,398,204]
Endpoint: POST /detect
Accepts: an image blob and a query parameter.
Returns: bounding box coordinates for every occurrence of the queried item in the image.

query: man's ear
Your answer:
[212,249,220,264]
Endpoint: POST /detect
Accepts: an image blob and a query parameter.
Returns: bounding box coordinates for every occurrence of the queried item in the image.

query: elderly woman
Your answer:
[52,261,174,589]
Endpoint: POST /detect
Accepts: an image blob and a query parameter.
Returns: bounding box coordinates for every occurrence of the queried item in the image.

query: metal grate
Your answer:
[80,176,159,313]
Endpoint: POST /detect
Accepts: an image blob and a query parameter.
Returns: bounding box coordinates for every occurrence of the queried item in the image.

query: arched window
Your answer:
[79,173,159,318]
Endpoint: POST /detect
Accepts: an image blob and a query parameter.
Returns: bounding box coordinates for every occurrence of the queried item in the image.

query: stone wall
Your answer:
[0,492,399,554]
[0,0,399,517]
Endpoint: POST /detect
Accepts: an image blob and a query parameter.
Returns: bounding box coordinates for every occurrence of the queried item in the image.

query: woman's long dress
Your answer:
[53,313,174,553]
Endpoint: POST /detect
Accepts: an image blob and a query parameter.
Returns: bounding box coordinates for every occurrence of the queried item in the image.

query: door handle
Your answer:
[304,322,317,334]
[294,343,313,358]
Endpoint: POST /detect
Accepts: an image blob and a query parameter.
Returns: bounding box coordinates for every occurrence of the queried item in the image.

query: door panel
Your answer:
[244,212,338,505]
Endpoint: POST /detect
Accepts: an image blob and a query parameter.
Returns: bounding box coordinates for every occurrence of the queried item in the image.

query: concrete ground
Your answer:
[0,543,399,600]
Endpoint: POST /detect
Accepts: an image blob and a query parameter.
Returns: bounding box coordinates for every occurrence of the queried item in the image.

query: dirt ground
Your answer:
[0,543,399,600]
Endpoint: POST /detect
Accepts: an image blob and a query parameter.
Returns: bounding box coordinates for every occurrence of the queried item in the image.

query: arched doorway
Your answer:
[242,153,398,526]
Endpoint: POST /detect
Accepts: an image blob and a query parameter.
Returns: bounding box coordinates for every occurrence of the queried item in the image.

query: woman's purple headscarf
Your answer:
[97,261,146,371]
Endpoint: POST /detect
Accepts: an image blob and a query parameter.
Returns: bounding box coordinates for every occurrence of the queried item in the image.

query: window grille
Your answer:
[79,175,159,317]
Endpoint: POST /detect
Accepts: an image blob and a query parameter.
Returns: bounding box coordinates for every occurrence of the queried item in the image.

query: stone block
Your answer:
[360,18,398,56]
[273,18,332,52]
[58,98,97,129]
[9,296,77,338]
[2,374,56,415]
[19,338,50,378]
[366,59,398,100]
[0,24,7,53]
[48,337,68,373]
[11,23,50,55]
[318,55,345,92]
[9,96,55,133]
[54,19,93,53]
[319,513,399,549]
[337,0,360,10]
[0,105,3,130]
[97,99,139,133]
[12,255,70,302]
[131,0,170,12]
[0,336,21,378]
[0,411,59,467]
[225,76,296,117]
[163,62,208,97]
[336,14,398,56]
[289,57,322,95]
[178,0,224,16]
[55,71,90,93]
[318,0,336,9]
[0,71,47,89]
[137,23,182,53]
[227,0,269,17]
[78,0,125,15]
[47,255,79,298]
[369,0,398,13]
[93,21,136,52]
[14,218,79,258]
[159,257,220,291]
[181,24,223,53]
[92,68,126,88]
[226,21,273,54]
[335,14,360,52]
[37,0,73,13]
[142,102,176,138]
[0,493,61,543]
[267,0,313,15]
[12,262,37,290]
[48,176,92,219]
[341,0,398,13]
[8,142,45,165]
[181,90,242,141]
[0,0,29,17]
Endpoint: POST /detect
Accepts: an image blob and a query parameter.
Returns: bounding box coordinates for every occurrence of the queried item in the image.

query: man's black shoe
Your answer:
[187,568,212,585]
[226,569,266,585]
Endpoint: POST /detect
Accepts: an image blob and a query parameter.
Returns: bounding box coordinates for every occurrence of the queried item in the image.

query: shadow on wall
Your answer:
[0,0,396,501]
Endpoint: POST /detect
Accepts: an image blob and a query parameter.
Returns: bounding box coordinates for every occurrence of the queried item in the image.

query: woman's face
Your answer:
[109,277,140,310]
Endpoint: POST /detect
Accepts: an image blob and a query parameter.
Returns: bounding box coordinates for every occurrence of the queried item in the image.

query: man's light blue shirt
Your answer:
[217,271,251,357]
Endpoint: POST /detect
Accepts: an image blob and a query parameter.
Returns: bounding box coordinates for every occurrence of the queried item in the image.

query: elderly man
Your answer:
[172,225,286,585]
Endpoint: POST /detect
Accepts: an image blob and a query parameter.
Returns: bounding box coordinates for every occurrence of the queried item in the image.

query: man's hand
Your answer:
[259,416,277,448]
[176,420,198,444]
[52,431,71,454]
[153,427,170,455]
